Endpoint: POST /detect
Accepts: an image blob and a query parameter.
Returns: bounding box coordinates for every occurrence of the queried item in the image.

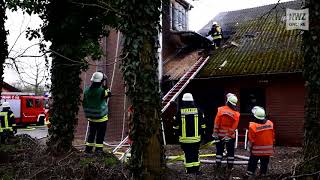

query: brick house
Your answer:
[76,0,195,143]
[1,82,21,92]
[165,0,304,146]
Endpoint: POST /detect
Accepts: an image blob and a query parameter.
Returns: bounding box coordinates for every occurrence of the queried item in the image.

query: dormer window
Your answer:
[171,1,189,31]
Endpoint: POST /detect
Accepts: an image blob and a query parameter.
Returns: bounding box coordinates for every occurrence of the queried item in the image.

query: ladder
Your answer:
[161,56,210,113]
[112,56,210,160]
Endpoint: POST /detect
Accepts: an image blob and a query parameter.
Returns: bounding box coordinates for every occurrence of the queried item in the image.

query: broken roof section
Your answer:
[164,50,202,81]
[163,31,212,81]
[197,0,304,78]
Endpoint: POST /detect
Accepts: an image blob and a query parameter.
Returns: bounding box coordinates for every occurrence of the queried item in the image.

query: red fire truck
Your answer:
[1,92,48,126]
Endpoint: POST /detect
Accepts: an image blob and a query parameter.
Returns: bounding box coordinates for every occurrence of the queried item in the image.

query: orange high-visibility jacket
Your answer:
[248,120,275,156]
[213,106,240,139]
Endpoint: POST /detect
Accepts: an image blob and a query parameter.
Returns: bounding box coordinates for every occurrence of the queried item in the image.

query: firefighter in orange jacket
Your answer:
[173,93,206,174]
[212,93,240,172]
[245,106,275,178]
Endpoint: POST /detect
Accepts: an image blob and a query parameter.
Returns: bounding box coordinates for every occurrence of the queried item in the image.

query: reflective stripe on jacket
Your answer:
[213,106,240,139]
[249,120,275,156]
[0,111,16,132]
[174,106,206,144]
[210,25,223,40]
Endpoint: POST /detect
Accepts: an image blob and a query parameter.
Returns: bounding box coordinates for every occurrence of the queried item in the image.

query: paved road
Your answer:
[16,126,48,139]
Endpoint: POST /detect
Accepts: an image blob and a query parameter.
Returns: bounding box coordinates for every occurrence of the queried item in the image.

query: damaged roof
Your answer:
[197,0,304,78]
[164,50,201,80]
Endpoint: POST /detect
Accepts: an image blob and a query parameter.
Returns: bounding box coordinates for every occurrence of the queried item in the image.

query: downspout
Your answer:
[159,2,167,145]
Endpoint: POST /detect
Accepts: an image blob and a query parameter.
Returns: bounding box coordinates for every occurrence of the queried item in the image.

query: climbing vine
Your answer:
[0,0,8,98]
[8,0,118,154]
[115,0,164,179]
[301,0,320,176]
[7,0,165,177]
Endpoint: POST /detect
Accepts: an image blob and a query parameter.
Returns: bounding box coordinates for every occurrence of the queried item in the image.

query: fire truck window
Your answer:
[26,99,34,108]
[35,99,42,108]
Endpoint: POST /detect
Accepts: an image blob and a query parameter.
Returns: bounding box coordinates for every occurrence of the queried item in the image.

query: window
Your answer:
[171,2,188,31]
[240,88,265,114]
[35,99,42,108]
[44,99,49,109]
[26,99,34,108]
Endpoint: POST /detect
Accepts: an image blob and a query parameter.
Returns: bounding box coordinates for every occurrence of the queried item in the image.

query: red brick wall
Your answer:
[76,30,129,143]
[266,79,305,146]
[189,74,305,146]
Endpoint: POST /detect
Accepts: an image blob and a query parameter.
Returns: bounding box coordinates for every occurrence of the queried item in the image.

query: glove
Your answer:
[222,136,231,142]
[247,142,252,152]
[212,133,219,140]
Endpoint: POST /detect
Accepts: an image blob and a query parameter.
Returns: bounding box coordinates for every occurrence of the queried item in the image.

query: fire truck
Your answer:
[0,92,48,126]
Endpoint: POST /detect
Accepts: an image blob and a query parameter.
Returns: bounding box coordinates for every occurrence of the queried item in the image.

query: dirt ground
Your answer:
[0,135,301,180]
[163,144,302,180]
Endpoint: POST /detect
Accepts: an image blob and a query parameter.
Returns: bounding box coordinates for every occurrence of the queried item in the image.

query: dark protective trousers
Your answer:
[246,155,270,175]
[216,138,235,169]
[213,38,222,48]
[85,121,107,152]
[181,142,200,174]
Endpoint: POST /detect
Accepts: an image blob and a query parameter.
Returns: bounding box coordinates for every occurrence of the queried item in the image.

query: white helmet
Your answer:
[226,93,238,106]
[90,72,104,82]
[182,93,194,101]
[252,106,266,120]
[2,102,10,108]
[212,21,218,26]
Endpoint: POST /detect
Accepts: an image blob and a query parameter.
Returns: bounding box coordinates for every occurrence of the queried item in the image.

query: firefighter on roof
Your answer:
[212,93,240,176]
[173,93,206,175]
[0,102,17,144]
[83,71,111,155]
[245,106,275,178]
[207,21,223,49]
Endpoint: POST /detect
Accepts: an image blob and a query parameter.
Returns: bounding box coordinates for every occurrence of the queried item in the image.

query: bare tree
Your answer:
[4,10,50,94]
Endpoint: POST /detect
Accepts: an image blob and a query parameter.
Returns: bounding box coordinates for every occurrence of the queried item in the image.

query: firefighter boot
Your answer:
[215,165,224,179]
[95,147,107,156]
[84,146,94,155]
[225,167,233,180]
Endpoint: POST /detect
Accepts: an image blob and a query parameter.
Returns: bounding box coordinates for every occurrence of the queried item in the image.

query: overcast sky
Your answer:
[4,0,292,84]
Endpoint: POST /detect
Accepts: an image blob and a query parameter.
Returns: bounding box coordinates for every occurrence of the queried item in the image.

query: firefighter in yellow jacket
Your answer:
[83,72,111,155]
[0,102,17,144]
[207,21,223,49]
[173,93,206,175]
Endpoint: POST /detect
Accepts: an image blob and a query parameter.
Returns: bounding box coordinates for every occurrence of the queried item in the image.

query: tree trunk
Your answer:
[0,0,8,97]
[44,1,86,154]
[302,0,320,177]
[117,1,163,179]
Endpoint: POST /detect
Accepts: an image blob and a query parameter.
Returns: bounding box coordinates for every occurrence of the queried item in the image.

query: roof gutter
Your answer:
[193,71,303,80]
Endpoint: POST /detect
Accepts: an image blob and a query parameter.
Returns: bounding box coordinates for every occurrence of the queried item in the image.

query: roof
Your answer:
[197,1,304,78]
[164,50,201,80]
[176,0,193,9]
[2,82,21,92]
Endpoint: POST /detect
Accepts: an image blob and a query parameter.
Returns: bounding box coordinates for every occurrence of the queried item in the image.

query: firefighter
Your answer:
[245,106,275,178]
[0,102,17,144]
[212,93,240,176]
[83,71,111,155]
[207,21,223,49]
[173,93,206,175]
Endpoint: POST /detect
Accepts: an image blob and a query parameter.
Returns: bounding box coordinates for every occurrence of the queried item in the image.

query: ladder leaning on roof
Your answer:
[112,56,210,160]
[161,56,210,113]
